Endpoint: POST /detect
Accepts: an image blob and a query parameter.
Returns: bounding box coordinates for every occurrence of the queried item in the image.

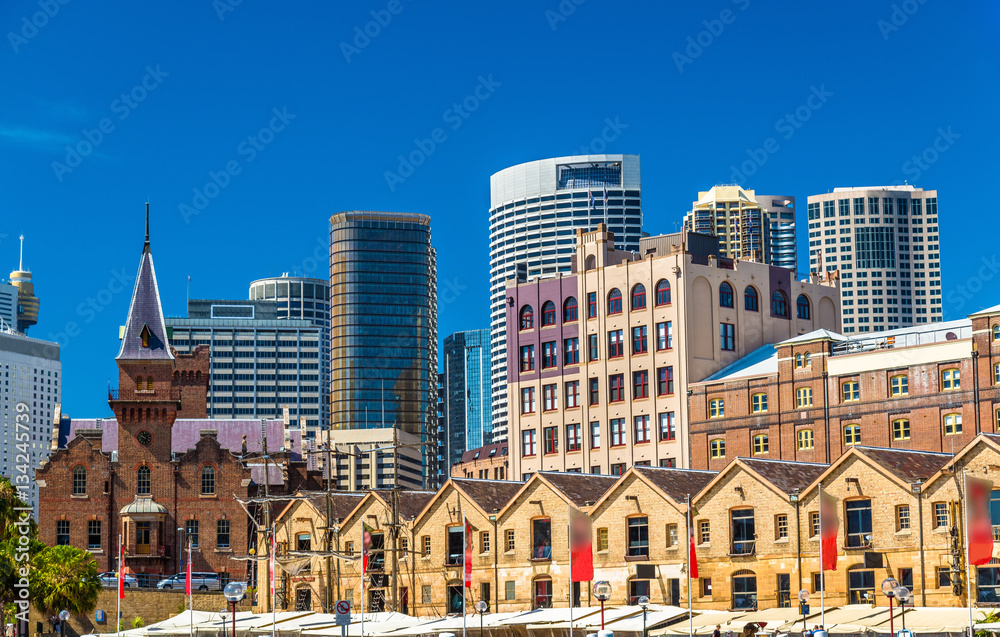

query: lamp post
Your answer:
[475,600,488,637]
[881,577,899,637]
[219,607,229,632]
[223,582,247,637]
[57,611,69,637]
[176,526,184,576]
[593,581,612,630]
[895,586,912,635]
[638,596,649,637]
[797,590,810,634]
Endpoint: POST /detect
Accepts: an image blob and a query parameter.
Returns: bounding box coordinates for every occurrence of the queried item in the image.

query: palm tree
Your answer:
[0,478,42,627]
[30,545,101,617]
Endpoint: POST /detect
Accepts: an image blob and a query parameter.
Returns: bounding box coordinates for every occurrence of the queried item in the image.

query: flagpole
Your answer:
[271,530,276,637]
[686,495,693,637]
[819,482,825,629]
[117,535,122,637]
[187,539,193,637]
[963,470,974,637]
[568,500,573,637]
[463,513,467,637]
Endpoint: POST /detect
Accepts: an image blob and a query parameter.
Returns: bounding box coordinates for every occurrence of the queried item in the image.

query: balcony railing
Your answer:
[110,387,182,401]
[730,540,756,556]
[845,532,873,549]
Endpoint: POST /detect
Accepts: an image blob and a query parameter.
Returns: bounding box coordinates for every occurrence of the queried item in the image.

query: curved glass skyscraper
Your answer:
[488,154,643,441]
[329,211,437,439]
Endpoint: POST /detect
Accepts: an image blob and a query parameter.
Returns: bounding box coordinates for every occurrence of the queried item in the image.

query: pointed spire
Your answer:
[18,234,24,271]
[144,202,150,253]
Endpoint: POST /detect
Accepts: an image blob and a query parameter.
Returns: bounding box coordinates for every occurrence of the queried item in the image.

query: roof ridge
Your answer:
[739,457,830,467]
[636,465,716,474]
[854,446,954,457]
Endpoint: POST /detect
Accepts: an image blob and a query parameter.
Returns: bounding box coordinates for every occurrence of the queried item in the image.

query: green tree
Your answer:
[131,616,146,629]
[29,545,101,617]
[0,478,43,627]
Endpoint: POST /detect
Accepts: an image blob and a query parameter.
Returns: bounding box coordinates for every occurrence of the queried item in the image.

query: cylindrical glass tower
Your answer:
[329,211,437,441]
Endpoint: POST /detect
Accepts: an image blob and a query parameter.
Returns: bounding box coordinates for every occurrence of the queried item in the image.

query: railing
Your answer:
[110,387,182,401]
[845,532,873,549]
[730,540,756,556]
[993,526,1000,542]
[831,324,972,357]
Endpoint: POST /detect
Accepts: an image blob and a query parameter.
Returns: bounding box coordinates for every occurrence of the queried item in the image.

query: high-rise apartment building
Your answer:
[441,329,492,471]
[166,299,323,438]
[329,211,437,484]
[506,227,841,478]
[683,186,796,270]
[489,155,643,443]
[0,282,17,331]
[249,275,331,429]
[807,186,942,333]
[319,427,424,490]
[0,329,60,514]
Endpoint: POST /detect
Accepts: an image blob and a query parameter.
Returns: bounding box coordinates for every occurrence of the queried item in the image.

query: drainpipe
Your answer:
[972,345,981,434]
[914,482,927,606]
[822,371,831,463]
[792,490,802,593]
[491,510,499,612]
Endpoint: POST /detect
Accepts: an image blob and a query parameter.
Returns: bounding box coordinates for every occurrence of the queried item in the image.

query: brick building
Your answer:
[506,226,840,477]
[450,442,508,479]
[36,219,314,584]
[688,304,1000,470]
[262,434,1000,616]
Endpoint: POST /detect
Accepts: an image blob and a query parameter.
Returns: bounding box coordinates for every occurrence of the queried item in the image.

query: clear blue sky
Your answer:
[1,1,998,417]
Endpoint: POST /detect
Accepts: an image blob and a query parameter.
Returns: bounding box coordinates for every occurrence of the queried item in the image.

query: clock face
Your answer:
[137,431,152,446]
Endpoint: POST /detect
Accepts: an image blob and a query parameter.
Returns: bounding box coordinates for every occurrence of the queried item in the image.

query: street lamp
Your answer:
[223,582,247,637]
[895,586,912,634]
[475,600,488,637]
[881,577,899,637]
[638,596,650,637]
[797,590,810,633]
[57,611,69,637]
[593,581,612,629]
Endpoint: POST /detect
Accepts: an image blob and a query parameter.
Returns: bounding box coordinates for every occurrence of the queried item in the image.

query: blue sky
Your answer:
[1,1,998,417]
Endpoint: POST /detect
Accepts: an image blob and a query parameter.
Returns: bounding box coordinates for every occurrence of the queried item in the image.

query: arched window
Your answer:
[732,569,758,610]
[844,424,861,446]
[631,284,646,310]
[994,325,1000,342]
[519,305,534,330]
[607,289,622,315]
[796,294,811,320]
[541,301,556,327]
[72,466,87,496]
[146,376,154,391]
[137,466,151,495]
[655,279,671,306]
[135,376,142,391]
[771,290,789,317]
[201,466,216,495]
[563,297,578,322]
[744,286,759,312]
[532,576,553,609]
[719,282,735,308]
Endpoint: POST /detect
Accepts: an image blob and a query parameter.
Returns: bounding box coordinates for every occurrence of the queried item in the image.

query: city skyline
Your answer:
[1,2,997,419]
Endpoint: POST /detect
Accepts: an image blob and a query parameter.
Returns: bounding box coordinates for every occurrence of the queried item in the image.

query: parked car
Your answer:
[99,572,138,588]
[156,572,222,591]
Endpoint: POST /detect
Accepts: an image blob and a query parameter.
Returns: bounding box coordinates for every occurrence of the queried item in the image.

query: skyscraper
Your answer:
[249,275,331,429]
[329,211,437,483]
[807,186,942,333]
[441,329,492,471]
[489,154,643,442]
[9,235,39,333]
[683,185,796,270]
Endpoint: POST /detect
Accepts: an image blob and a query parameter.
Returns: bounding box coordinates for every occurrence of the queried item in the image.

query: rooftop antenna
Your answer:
[143,202,150,253]
[18,234,24,270]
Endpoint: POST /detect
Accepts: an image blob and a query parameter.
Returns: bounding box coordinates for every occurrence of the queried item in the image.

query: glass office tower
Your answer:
[441,328,492,470]
[329,211,437,440]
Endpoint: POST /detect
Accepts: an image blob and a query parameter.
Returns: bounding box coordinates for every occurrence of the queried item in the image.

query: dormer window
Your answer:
[140,325,151,348]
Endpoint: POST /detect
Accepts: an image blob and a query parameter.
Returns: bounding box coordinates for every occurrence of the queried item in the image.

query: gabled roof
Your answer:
[274,491,367,526]
[852,446,952,484]
[921,434,1000,488]
[117,217,172,361]
[779,329,849,345]
[969,303,1000,317]
[739,458,828,493]
[633,466,716,503]
[539,472,620,507]
[411,478,525,527]
[459,443,508,464]
[700,344,777,382]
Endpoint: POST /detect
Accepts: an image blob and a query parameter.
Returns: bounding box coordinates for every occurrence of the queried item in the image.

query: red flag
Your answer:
[821,491,838,571]
[118,541,125,600]
[570,509,593,582]
[464,518,473,588]
[688,518,699,579]
[968,476,995,566]
[185,538,192,596]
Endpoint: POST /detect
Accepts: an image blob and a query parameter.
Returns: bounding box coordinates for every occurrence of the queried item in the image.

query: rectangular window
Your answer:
[542,342,558,369]
[587,292,597,318]
[942,368,960,390]
[845,499,873,547]
[934,502,949,528]
[751,393,767,413]
[656,321,673,350]
[566,423,582,451]
[590,421,600,449]
[667,524,679,547]
[217,520,230,549]
[634,415,650,444]
[632,325,648,354]
[813,573,825,593]
[709,398,724,418]
[520,345,535,372]
[731,509,755,555]
[596,527,609,551]
[564,338,580,365]
[422,585,432,604]
[505,580,516,601]
[810,512,820,537]
[588,378,599,405]
[896,505,911,531]
[542,384,558,411]
[842,381,859,402]
[710,439,725,458]
[423,535,431,556]
[186,520,199,548]
[611,462,626,476]
[937,567,951,588]
[633,370,649,399]
[892,419,910,441]
[532,519,552,560]
[797,429,814,450]
[659,412,676,441]
[447,527,464,565]
[479,531,490,554]
[796,387,813,408]
[588,334,599,361]
[890,375,909,396]
[608,330,624,358]
[505,529,515,552]
[522,430,537,456]
[698,520,710,544]
[87,520,102,550]
[565,381,579,408]
[627,517,649,557]
[611,418,626,447]
[944,413,962,436]
[609,374,625,402]
[543,426,558,454]
[657,366,674,395]
[701,578,712,597]
[521,387,536,414]
[753,434,768,455]
[776,514,788,540]
[720,323,735,351]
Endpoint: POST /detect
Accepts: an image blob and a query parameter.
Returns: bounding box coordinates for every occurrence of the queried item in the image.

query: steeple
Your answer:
[117,203,172,361]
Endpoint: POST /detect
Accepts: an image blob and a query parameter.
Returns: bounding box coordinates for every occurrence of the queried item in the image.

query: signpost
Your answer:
[336,600,351,637]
